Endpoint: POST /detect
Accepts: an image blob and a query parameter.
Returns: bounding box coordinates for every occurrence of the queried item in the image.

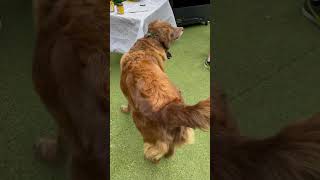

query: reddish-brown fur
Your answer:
[120,20,210,163]
[213,85,320,180]
[32,0,108,179]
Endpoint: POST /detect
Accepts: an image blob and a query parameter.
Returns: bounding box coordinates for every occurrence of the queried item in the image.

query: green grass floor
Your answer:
[110,25,210,180]
[214,0,320,137]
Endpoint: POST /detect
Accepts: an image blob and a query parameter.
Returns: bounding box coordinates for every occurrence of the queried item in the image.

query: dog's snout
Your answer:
[174,27,184,40]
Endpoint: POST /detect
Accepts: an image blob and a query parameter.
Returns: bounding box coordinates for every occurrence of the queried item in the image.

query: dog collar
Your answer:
[145,32,158,38]
[145,31,172,60]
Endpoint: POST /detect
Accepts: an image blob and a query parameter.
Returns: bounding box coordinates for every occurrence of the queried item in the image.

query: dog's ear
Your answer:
[160,31,171,49]
[158,28,174,49]
[148,20,161,29]
[147,20,174,49]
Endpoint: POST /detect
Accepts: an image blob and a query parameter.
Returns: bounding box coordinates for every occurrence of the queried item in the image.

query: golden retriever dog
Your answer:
[120,20,210,163]
[213,85,320,180]
[32,0,108,179]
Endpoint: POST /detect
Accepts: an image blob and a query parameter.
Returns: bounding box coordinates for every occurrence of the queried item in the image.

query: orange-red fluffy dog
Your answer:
[120,20,210,163]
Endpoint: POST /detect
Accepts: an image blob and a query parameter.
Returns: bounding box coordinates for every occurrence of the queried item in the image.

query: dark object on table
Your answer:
[169,0,211,27]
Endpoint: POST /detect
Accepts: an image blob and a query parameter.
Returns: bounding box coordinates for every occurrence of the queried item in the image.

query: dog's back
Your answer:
[33,0,109,179]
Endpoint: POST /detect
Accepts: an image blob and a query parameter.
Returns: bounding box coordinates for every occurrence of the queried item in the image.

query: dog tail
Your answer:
[214,113,320,180]
[158,98,210,130]
[213,84,320,179]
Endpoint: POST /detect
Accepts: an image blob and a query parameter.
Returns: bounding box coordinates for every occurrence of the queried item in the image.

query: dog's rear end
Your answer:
[33,0,109,179]
[213,85,320,180]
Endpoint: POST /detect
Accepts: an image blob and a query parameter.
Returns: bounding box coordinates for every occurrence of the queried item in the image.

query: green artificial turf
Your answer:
[110,25,210,180]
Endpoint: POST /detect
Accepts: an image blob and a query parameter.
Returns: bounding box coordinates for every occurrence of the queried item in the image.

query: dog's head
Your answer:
[147,20,184,50]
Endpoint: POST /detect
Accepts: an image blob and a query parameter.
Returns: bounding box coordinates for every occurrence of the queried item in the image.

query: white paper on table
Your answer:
[126,3,149,13]
[110,0,177,53]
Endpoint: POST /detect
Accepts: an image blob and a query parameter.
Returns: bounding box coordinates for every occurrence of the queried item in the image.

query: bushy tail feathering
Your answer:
[214,113,320,180]
[213,84,320,180]
[158,98,210,130]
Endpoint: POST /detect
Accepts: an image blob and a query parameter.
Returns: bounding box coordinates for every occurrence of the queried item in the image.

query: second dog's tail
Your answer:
[213,84,320,180]
[158,98,210,130]
[214,113,320,180]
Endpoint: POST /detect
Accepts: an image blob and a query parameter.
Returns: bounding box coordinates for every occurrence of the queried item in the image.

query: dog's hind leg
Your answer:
[164,144,175,158]
[182,128,195,145]
[165,127,194,158]
[173,127,195,148]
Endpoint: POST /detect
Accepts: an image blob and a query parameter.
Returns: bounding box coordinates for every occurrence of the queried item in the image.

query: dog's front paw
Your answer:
[144,142,169,164]
[120,105,130,113]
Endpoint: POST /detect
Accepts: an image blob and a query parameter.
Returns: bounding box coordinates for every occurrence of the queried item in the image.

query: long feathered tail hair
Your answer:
[213,85,320,180]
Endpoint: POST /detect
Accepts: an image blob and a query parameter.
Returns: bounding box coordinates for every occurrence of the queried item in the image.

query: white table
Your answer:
[110,0,177,53]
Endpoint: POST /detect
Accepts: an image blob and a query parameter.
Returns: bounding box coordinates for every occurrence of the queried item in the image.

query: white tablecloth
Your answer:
[110,0,176,53]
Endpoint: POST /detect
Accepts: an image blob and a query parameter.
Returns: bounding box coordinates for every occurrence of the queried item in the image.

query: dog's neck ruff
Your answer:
[145,31,172,59]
